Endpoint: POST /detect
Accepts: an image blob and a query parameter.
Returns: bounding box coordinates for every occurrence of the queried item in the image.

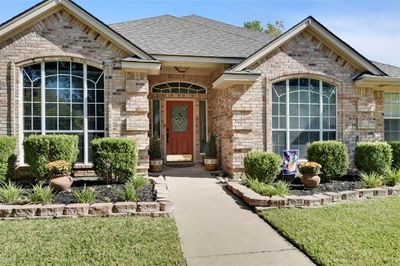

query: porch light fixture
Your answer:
[175,66,189,73]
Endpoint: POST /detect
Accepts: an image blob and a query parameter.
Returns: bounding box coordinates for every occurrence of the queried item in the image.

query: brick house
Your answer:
[1,0,399,177]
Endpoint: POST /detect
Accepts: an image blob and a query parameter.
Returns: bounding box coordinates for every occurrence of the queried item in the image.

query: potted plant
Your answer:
[46,160,73,191]
[149,136,163,173]
[204,132,218,171]
[298,161,322,188]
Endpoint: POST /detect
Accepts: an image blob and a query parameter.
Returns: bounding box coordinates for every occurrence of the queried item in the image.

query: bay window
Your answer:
[272,78,336,158]
[22,61,105,163]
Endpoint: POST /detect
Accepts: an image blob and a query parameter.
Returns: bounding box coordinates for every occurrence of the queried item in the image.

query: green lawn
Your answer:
[0,217,186,265]
[261,197,400,266]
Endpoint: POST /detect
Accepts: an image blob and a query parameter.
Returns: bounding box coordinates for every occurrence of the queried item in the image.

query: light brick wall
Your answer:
[0,10,150,171]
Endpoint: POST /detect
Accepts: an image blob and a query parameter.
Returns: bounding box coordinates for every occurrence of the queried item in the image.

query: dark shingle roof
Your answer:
[110,15,275,58]
[372,61,400,77]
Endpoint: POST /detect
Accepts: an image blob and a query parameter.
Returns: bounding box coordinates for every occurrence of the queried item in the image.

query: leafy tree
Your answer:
[244,20,285,37]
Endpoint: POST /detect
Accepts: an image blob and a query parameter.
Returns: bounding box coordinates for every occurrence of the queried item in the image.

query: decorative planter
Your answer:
[204,158,218,171]
[149,158,163,173]
[49,174,73,192]
[301,174,320,188]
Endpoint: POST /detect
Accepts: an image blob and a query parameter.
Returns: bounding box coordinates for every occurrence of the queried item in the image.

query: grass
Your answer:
[261,197,400,266]
[0,217,186,265]
[243,178,290,196]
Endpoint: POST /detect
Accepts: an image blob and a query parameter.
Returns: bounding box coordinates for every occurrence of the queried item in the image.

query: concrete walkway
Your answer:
[164,166,314,266]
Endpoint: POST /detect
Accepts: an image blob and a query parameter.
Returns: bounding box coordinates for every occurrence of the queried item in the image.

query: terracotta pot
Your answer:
[204,158,218,171]
[49,174,73,192]
[149,158,163,173]
[301,173,320,188]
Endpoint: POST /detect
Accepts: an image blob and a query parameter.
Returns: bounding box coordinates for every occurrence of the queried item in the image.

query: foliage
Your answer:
[0,217,186,265]
[261,197,400,265]
[388,141,400,169]
[382,168,400,187]
[244,177,289,196]
[73,185,97,203]
[28,184,53,204]
[243,19,285,36]
[244,151,282,183]
[23,135,78,179]
[46,160,71,176]
[148,137,162,159]
[205,132,218,158]
[360,172,383,188]
[307,141,349,181]
[0,136,16,182]
[92,138,138,184]
[354,142,392,175]
[0,181,22,203]
[128,174,149,190]
[121,182,138,202]
[298,162,322,175]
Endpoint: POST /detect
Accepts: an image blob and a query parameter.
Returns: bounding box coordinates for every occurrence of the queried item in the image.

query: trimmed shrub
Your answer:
[388,141,400,169]
[205,132,218,158]
[307,141,349,181]
[355,142,392,175]
[149,137,162,158]
[23,135,79,179]
[0,136,16,182]
[244,151,282,183]
[92,138,138,183]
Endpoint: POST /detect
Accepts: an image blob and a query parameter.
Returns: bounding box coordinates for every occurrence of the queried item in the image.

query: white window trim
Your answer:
[19,61,105,165]
[272,78,337,156]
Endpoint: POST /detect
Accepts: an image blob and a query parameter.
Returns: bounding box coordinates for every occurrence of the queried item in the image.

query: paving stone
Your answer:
[89,203,113,216]
[386,186,400,195]
[313,194,333,204]
[323,192,342,202]
[373,188,388,197]
[112,202,137,213]
[37,204,65,217]
[158,201,174,212]
[0,205,14,218]
[63,204,89,216]
[339,190,359,200]
[284,195,304,207]
[301,196,321,207]
[137,202,160,212]
[12,205,39,217]
[268,196,287,207]
[355,189,374,198]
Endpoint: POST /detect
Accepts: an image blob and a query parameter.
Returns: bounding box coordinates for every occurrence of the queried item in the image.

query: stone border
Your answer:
[227,182,400,212]
[0,176,174,220]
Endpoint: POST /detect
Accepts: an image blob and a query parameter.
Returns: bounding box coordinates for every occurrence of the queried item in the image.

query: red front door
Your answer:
[166,101,193,161]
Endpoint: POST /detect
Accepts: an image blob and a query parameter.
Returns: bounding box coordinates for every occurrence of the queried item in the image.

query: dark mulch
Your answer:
[289,175,363,196]
[2,181,156,205]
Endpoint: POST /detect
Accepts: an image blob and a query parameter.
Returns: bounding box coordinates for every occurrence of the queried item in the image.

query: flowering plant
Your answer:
[298,161,322,175]
[46,160,71,176]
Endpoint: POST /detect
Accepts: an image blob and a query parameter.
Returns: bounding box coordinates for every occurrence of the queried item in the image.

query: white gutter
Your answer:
[212,72,260,89]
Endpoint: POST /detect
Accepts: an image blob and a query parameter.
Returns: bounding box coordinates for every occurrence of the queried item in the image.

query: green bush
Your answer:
[360,172,383,188]
[127,174,149,190]
[23,135,79,179]
[388,141,400,169]
[307,141,349,181]
[383,168,400,187]
[0,136,16,182]
[0,181,22,203]
[73,185,97,203]
[205,132,218,158]
[355,142,392,175]
[148,137,162,158]
[28,184,53,204]
[244,151,282,183]
[243,178,289,196]
[92,138,138,183]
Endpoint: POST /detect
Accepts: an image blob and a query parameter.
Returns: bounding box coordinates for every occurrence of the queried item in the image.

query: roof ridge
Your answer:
[181,14,274,40]
[109,14,176,27]
[174,15,269,43]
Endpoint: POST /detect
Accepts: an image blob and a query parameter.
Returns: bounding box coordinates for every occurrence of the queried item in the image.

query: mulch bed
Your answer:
[2,181,156,205]
[289,175,363,196]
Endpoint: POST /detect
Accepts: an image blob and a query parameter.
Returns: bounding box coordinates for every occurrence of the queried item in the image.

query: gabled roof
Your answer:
[371,61,400,77]
[0,0,155,60]
[231,16,386,76]
[110,15,275,58]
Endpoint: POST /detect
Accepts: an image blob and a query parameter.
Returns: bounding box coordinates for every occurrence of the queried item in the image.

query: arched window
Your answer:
[152,82,206,94]
[272,78,336,158]
[22,61,105,163]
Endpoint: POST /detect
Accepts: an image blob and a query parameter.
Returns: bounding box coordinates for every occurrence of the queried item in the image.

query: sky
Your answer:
[1,0,399,66]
